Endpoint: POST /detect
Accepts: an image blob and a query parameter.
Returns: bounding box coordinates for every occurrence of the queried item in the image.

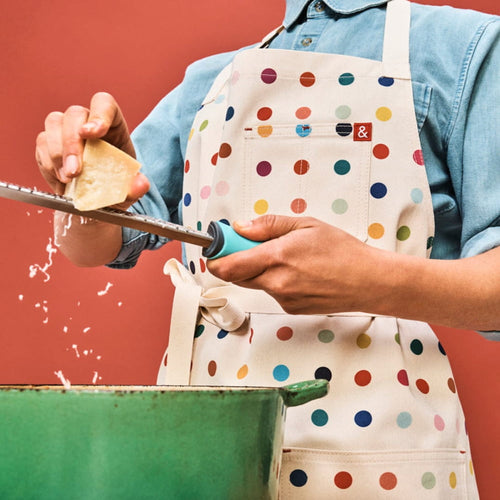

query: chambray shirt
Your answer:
[110,0,499,336]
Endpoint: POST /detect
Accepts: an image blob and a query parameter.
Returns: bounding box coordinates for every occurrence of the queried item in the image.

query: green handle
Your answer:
[279,379,329,407]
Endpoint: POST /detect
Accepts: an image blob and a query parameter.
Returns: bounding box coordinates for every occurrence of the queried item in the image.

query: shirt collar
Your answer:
[284,0,390,28]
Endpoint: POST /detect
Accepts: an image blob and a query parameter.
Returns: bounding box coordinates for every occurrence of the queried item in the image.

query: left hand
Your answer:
[207,215,381,315]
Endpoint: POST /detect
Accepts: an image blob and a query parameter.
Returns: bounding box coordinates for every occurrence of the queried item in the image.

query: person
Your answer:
[35,0,498,497]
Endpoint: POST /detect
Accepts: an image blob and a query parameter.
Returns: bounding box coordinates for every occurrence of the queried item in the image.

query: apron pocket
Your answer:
[280,447,472,499]
[243,123,372,241]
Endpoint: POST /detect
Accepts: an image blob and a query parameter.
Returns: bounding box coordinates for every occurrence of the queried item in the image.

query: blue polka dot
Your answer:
[311,409,329,427]
[217,329,228,339]
[296,124,312,137]
[354,410,372,427]
[397,411,412,429]
[378,76,394,87]
[215,94,225,104]
[438,342,447,356]
[339,73,355,85]
[314,366,332,381]
[225,106,235,121]
[189,261,196,274]
[273,364,290,382]
[290,469,308,487]
[183,193,192,207]
[334,160,351,175]
[411,188,423,203]
[370,182,388,199]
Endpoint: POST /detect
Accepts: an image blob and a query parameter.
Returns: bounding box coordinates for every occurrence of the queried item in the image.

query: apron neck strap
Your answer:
[382,0,411,78]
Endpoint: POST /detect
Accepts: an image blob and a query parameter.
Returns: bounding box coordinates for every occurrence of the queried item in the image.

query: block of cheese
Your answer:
[64,139,141,211]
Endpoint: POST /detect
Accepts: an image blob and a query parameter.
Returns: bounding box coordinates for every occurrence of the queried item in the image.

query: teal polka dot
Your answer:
[194,324,205,338]
[410,339,424,355]
[311,409,329,427]
[335,105,351,119]
[332,199,348,214]
[411,188,423,203]
[273,364,290,382]
[427,236,434,249]
[318,329,335,343]
[422,472,436,489]
[339,72,355,85]
[334,160,351,175]
[397,411,412,429]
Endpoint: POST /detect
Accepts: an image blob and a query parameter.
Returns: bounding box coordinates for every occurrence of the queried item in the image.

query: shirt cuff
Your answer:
[460,226,500,259]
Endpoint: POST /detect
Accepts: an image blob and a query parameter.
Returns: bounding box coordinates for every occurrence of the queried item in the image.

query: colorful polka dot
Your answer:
[334,159,351,175]
[183,193,192,207]
[225,106,234,121]
[411,188,423,203]
[397,226,411,241]
[211,152,218,165]
[331,199,348,214]
[379,472,397,490]
[290,469,308,487]
[189,260,196,274]
[300,71,315,87]
[378,76,394,87]
[434,414,445,431]
[334,471,353,489]
[194,324,205,338]
[394,333,401,344]
[410,339,423,355]
[336,123,353,137]
[354,410,372,427]
[199,258,206,273]
[397,369,409,386]
[449,472,457,489]
[258,125,273,138]
[215,181,229,196]
[338,73,355,86]
[373,143,390,159]
[356,333,371,348]
[416,378,430,394]
[354,370,372,386]
[295,106,311,119]
[217,329,228,339]
[438,342,447,355]
[291,198,307,214]
[219,143,232,158]
[256,161,272,177]
[311,409,329,427]
[294,159,310,175]
[261,68,277,84]
[296,124,312,137]
[273,364,290,382]
[200,185,211,200]
[208,360,217,376]
[188,128,194,141]
[254,199,269,215]
[277,326,293,341]
[314,366,332,381]
[237,364,249,380]
[184,159,190,173]
[368,223,385,239]
[397,411,412,429]
[231,70,240,85]
[199,119,209,132]
[335,105,351,120]
[413,149,425,165]
[370,182,388,199]
[376,106,392,121]
[318,329,335,343]
[448,377,456,393]
[257,107,273,121]
[421,472,436,489]
[427,236,434,249]
[214,94,225,104]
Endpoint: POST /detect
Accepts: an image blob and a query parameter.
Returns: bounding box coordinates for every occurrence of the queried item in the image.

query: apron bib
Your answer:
[159,1,479,497]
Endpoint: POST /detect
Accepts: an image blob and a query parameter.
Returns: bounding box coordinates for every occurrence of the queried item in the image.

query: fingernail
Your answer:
[64,154,80,176]
[81,120,101,133]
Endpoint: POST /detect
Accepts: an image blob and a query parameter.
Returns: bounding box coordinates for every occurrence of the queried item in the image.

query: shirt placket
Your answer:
[292,1,331,51]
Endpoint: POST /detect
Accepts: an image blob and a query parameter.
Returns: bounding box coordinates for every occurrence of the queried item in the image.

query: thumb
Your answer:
[233,214,302,241]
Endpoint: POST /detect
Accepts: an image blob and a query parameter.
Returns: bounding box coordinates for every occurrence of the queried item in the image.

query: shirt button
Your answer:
[314,1,325,12]
[301,37,313,47]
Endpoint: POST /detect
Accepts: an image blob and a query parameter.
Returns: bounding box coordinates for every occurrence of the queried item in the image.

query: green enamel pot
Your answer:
[0,380,327,499]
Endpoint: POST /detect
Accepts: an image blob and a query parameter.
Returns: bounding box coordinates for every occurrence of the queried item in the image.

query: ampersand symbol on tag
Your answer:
[353,123,372,141]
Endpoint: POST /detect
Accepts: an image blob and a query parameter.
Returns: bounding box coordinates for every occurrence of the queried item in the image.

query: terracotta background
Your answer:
[0,0,498,497]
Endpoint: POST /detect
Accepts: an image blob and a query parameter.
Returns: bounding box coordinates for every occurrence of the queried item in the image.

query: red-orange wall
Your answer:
[0,1,498,497]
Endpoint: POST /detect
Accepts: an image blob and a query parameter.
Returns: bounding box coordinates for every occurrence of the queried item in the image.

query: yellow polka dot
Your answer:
[237,364,249,379]
[257,125,273,137]
[449,472,457,489]
[188,128,194,141]
[368,222,385,239]
[469,460,474,476]
[357,333,372,349]
[376,106,392,121]
[254,199,269,215]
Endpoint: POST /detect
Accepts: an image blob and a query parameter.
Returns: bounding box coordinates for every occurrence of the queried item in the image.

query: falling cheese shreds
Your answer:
[97,282,113,296]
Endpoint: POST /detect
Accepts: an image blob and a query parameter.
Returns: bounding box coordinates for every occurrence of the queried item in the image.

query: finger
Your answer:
[43,111,67,181]
[112,173,151,210]
[35,131,66,194]
[61,104,90,179]
[233,214,306,241]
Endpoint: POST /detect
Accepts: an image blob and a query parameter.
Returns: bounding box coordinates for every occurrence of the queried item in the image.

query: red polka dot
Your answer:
[413,149,424,165]
[416,378,430,394]
[184,159,190,173]
[277,326,293,341]
[249,328,254,344]
[293,159,310,175]
[219,143,232,158]
[354,370,372,386]
[397,369,409,386]
[211,153,218,166]
[257,107,273,121]
[300,72,316,87]
[163,353,168,366]
[199,258,206,273]
[295,107,311,119]
[448,378,456,393]
[373,144,390,159]
[208,360,217,377]
[379,472,397,490]
[334,471,353,489]
[291,198,307,214]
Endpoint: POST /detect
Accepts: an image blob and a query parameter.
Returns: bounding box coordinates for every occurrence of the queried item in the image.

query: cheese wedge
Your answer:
[64,139,141,211]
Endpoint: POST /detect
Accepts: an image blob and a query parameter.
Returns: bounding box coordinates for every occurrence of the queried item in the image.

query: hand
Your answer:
[207,215,380,315]
[35,91,149,204]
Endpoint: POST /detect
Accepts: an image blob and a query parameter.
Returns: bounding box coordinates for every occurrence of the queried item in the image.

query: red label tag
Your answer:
[353,123,372,141]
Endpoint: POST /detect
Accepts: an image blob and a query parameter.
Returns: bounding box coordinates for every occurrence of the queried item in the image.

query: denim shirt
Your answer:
[110,0,499,337]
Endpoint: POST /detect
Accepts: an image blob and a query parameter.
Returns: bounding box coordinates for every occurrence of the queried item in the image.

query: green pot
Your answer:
[0,380,328,499]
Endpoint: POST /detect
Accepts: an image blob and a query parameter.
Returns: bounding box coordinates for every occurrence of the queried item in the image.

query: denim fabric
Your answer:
[111,1,499,282]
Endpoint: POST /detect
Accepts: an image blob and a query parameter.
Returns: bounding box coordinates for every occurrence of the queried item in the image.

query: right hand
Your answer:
[35,92,149,204]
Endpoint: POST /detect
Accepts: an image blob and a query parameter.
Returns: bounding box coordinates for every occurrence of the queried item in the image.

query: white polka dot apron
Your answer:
[158,1,479,497]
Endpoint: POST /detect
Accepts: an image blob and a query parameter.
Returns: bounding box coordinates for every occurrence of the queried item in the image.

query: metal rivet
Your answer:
[301,37,313,47]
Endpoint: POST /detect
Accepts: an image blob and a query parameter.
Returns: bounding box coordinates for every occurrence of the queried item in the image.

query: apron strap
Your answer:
[382,0,411,79]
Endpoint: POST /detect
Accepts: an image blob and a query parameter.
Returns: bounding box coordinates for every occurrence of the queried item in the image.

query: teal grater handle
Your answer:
[202,221,261,260]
